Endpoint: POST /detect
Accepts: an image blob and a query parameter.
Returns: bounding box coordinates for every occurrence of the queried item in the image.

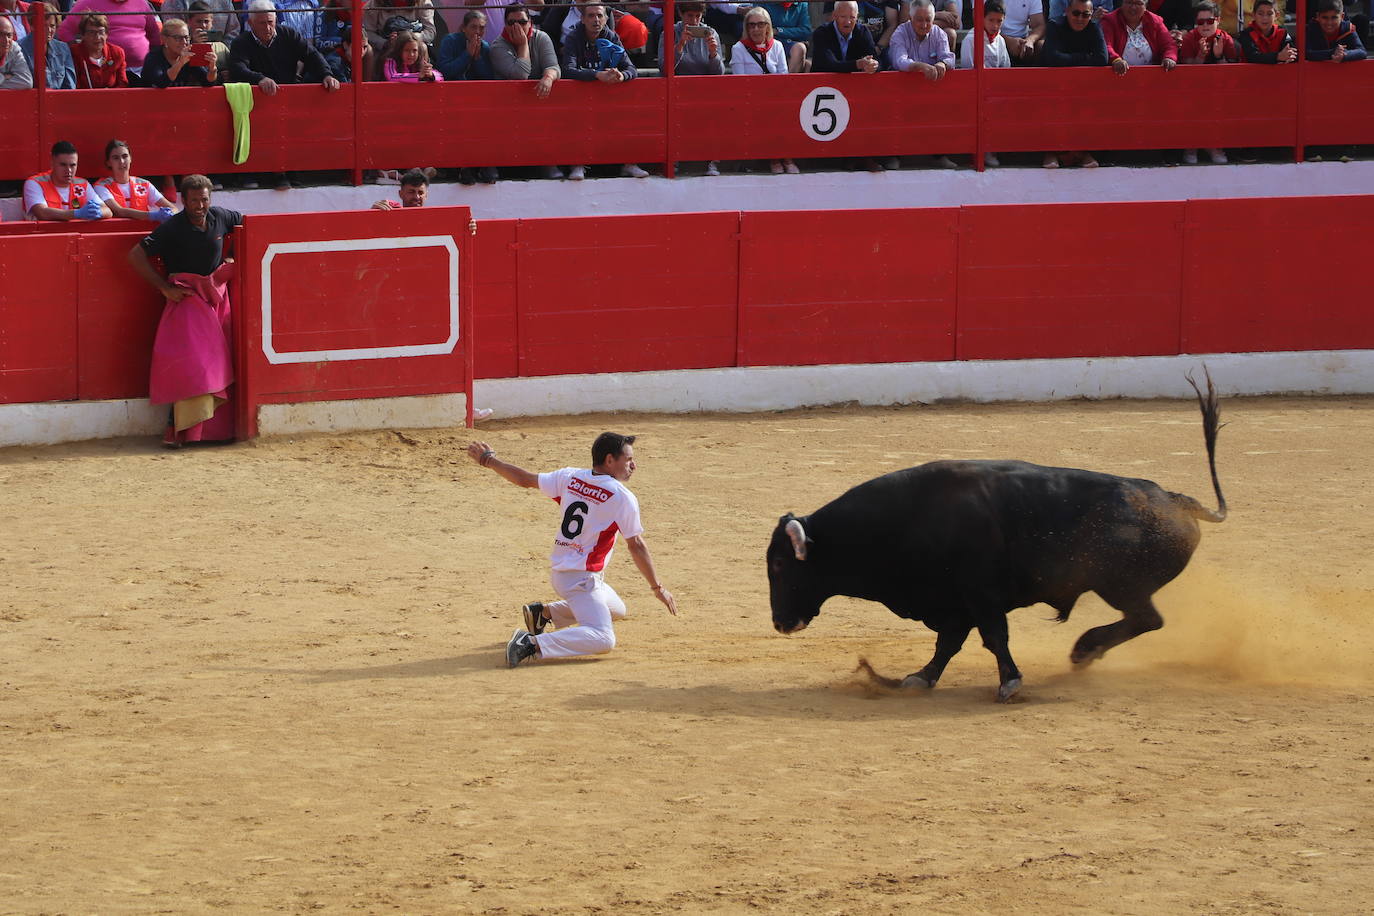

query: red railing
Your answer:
[5,0,1371,182]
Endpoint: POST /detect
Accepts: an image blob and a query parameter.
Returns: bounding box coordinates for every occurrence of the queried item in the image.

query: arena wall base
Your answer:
[4,351,1370,447]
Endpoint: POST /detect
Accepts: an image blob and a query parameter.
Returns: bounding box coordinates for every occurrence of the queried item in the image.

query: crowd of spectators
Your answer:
[0,0,1369,183]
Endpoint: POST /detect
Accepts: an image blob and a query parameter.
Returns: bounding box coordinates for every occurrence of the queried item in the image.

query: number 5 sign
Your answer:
[800,87,851,142]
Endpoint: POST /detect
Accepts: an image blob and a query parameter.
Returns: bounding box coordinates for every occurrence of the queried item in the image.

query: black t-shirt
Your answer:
[140,206,243,276]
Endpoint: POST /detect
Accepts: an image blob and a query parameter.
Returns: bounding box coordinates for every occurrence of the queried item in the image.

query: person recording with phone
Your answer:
[141,17,216,86]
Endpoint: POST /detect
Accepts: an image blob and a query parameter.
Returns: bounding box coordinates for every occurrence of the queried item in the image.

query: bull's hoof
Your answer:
[996,678,1023,703]
[901,673,935,689]
[1070,646,1105,668]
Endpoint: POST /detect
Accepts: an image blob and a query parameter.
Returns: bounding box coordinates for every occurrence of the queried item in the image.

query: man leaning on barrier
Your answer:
[562,3,647,181]
[1040,0,1108,170]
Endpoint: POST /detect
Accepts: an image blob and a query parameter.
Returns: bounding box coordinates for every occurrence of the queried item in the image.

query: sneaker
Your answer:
[862,157,885,172]
[932,155,958,170]
[704,161,720,177]
[472,407,493,421]
[478,166,499,184]
[240,177,260,189]
[1081,154,1100,169]
[783,159,800,174]
[1207,148,1228,165]
[1042,153,1060,169]
[568,165,586,181]
[1182,149,1199,165]
[621,163,649,178]
[456,167,476,186]
[542,165,565,180]
[522,601,549,635]
[769,160,785,175]
[983,152,1000,168]
[273,173,292,191]
[506,629,538,668]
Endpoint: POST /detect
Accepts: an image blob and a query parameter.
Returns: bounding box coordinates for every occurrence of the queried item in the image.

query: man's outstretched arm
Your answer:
[467,440,539,488]
[625,534,677,616]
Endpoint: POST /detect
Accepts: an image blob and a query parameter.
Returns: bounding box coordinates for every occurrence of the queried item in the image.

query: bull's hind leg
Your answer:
[975,613,1023,703]
[902,623,972,689]
[1070,596,1164,667]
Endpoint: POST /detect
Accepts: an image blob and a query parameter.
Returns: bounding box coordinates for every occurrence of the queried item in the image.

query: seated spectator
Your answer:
[0,13,33,88]
[383,29,442,80]
[1001,0,1045,64]
[25,140,112,221]
[184,2,230,77]
[57,0,160,78]
[1050,0,1115,22]
[70,12,127,87]
[890,0,956,169]
[757,1,809,71]
[230,0,340,190]
[1308,0,1367,62]
[1102,0,1177,73]
[142,17,217,86]
[490,3,561,179]
[812,0,881,73]
[731,6,798,174]
[562,3,646,181]
[1178,1,1234,164]
[959,0,1008,166]
[316,0,371,82]
[160,0,240,43]
[21,4,76,88]
[276,0,322,47]
[437,8,493,80]
[95,139,175,221]
[662,1,723,177]
[1040,0,1108,168]
[365,0,435,54]
[1238,0,1296,64]
[126,174,242,446]
[822,1,900,64]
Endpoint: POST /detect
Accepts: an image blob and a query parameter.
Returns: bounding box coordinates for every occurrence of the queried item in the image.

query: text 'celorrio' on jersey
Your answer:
[537,467,644,572]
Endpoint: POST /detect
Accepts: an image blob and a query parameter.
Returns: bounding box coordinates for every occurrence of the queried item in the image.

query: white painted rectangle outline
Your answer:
[261,235,460,364]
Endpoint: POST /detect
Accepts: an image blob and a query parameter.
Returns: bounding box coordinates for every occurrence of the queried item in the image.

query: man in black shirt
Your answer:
[1040,0,1109,168]
[129,175,242,299]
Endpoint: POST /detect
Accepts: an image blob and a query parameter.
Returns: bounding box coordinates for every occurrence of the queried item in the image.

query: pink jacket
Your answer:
[1100,8,1178,64]
[57,0,160,69]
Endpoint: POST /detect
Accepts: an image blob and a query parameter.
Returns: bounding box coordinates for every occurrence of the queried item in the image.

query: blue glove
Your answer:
[151,206,176,223]
[76,198,105,220]
[596,37,625,70]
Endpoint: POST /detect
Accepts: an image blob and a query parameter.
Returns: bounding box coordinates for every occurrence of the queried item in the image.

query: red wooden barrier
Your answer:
[471,218,520,380]
[0,90,39,177]
[0,234,79,404]
[1300,61,1374,147]
[75,231,165,400]
[738,208,959,366]
[235,206,473,437]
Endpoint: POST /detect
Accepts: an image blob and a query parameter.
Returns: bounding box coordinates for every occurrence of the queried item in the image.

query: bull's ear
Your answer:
[785,518,808,562]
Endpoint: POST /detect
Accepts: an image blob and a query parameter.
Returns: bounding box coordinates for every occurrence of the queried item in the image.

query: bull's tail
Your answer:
[1184,366,1227,524]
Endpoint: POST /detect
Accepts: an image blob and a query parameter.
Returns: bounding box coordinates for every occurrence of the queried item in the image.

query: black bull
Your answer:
[767,373,1227,702]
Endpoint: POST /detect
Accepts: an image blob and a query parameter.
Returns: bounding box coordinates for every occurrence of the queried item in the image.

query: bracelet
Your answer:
[480,449,495,467]
[651,583,665,592]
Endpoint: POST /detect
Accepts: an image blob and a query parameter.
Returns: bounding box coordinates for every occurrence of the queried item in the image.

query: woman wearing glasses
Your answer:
[730,6,800,174]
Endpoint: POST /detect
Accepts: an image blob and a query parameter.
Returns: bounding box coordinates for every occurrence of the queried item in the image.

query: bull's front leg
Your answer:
[975,612,1023,702]
[902,622,972,690]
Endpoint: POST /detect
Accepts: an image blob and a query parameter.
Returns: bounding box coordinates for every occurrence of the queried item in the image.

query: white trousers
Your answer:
[534,570,628,660]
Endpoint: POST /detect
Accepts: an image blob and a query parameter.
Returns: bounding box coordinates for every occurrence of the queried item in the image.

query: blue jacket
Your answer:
[19,34,76,88]
[1306,18,1367,61]
[436,33,494,80]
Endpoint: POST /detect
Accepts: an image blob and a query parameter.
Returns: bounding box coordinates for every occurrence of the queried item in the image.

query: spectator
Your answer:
[661,1,723,177]
[24,140,112,221]
[142,16,217,85]
[1177,1,1234,164]
[757,1,809,71]
[185,1,230,76]
[383,28,442,80]
[364,0,435,54]
[21,4,76,88]
[959,0,1008,166]
[126,174,241,446]
[1237,0,1296,64]
[372,166,430,209]
[562,3,646,181]
[731,5,798,174]
[1,0,29,44]
[1102,0,1177,74]
[94,139,176,221]
[1307,0,1367,62]
[490,3,560,179]
[1040,0,1108,168]
[437,8,493,80]
[823,0,901,63]
[0,11,33,87]
[1050,0,1115,22]
[811,0,880,73]
[70,12,128,87]
[160,0,240,43]
[1001,0,1045,64]
[57,0,160,76]
[229,0,340,190]
[890,0,956,169]
[275,0,321,46]
[316,0,371,82]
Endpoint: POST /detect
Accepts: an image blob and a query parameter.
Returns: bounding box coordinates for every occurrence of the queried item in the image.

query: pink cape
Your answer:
[149,266,236,443]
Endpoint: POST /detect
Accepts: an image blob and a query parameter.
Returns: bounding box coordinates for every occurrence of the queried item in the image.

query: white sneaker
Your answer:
[704,161,720,177]
[933,155,958,170]
[542,165,564,180]
[983,152,1000,168]
[621,163,649,179]
[1207,148,1228,165]
[472,407,493,421]
[1182,149,1199,165]
[568,165,586,181]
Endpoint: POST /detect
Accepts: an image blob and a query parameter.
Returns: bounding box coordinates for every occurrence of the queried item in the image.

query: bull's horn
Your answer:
[785,519,808,561]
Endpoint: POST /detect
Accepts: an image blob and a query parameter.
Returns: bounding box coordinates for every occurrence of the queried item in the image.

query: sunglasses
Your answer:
[1195,16,1216,23]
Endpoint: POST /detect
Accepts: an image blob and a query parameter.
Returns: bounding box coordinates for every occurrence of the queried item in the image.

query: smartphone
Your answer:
[685,24,711,38]
[189,43,214,67]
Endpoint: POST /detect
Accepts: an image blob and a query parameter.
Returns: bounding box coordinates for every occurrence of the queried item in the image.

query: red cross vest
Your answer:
[29,172,92,210]
[96,176,152,211]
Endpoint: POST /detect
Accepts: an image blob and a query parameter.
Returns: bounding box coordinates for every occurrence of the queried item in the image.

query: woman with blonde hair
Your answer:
[730,6,798,174]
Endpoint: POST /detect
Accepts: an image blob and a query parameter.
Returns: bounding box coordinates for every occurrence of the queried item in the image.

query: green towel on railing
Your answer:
[225,82,254,165]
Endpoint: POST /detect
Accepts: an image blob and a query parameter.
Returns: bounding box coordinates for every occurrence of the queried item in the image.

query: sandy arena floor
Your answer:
[2,396,1372,915]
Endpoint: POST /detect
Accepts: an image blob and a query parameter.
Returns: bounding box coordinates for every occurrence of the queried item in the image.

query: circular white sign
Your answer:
[799,87,851,142]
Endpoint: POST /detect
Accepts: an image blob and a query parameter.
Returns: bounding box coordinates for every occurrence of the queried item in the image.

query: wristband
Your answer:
[480,449,495,466]
[651,583,665,592]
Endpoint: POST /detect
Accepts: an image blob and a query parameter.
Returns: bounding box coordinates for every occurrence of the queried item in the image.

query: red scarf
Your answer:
[742,35,774,53]
[1246,22,1287,54]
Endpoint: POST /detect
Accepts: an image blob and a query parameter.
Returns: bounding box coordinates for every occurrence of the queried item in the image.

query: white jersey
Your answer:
[537,467,643,573]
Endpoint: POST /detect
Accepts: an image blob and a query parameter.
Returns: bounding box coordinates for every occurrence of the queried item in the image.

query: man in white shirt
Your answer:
[467,431,678,667]
[1000,0,1045,63]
